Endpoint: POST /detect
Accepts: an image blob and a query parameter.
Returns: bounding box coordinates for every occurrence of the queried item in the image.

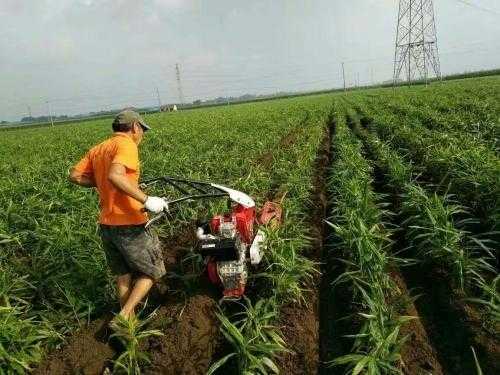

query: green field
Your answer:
[1,76,499,374]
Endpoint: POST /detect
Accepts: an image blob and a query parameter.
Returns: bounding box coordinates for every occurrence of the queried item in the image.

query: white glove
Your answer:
[144,196,168,214]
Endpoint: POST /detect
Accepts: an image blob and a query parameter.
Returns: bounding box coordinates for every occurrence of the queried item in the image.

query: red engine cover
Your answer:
[210,204,255,244]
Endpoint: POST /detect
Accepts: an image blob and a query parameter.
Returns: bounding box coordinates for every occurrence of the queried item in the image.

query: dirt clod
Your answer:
[34,317,116,375]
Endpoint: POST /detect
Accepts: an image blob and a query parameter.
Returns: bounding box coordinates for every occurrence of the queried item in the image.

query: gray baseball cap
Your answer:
[113,110,151,131]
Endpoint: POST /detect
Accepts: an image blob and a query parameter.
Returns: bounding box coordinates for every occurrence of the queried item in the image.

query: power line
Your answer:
[2,40,499,120]
[2,41,497,110]
[454,0,500,16]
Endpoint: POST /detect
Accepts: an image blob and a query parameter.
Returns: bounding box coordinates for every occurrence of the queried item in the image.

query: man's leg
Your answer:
[119,274,154,320]
[116,273,132,308]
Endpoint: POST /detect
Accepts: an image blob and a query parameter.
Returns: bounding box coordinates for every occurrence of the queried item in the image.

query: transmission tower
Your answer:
[393,0,441,85]
[175,63,185,104]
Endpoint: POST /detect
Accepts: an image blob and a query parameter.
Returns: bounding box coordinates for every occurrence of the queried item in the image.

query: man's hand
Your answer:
[144,196,168,214]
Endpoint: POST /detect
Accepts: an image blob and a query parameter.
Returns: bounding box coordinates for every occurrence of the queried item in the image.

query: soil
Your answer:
[254,150,274,169]
[34,317,116,375]
[35,226,223,375]
[277,288,319,375]
[390,270,444,375]
[253,117,306,170]
[278,127,301,149]
[143,294,223,375]
[459,298,500,370]
[403,266,500,375]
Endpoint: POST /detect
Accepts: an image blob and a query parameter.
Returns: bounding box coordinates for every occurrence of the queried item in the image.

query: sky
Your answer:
[1,0,499,121]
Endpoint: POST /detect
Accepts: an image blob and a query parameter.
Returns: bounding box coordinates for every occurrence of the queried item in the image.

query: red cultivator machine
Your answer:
[141,177,281,299]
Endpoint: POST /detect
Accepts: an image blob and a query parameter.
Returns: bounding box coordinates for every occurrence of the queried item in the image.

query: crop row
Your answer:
[326,103,408,374]
[345,94,500,234]
[368,95,499,152]
[347,106,497,324]
[359,76,500,148]
[209,97,332,374]
[342,93,499,372]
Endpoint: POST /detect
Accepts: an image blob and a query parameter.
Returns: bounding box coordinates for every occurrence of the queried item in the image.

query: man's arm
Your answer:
[108,163,147,203]
[69,168,96,188]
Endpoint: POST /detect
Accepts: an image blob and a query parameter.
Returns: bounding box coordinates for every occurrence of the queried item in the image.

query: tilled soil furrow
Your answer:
[143,293,223,375]
[367,170,445,375]
[390,270,444,375]
[402,265,500,375]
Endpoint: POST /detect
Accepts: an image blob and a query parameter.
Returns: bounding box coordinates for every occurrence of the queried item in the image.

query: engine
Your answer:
[196,203,264,298]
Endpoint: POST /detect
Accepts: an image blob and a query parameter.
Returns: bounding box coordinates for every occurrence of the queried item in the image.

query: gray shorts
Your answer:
[99,224,166,280]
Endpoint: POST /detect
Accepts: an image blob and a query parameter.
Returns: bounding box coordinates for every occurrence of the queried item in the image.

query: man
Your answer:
[69,110,167,320]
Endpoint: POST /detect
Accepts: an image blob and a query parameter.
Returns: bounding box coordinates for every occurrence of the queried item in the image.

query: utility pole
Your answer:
[46,100,54,126]
[27,105,32,118]
[393,0,441,85]
[175,63,185,105]
[155,87,162,112]
[356,72,360,88]
[342,62,346,92]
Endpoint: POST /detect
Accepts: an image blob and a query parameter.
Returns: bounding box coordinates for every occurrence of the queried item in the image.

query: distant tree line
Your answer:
[191,92,292,107]
[21,115,69,123]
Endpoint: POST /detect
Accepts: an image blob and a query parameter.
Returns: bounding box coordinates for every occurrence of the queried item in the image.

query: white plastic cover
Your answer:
[249,230,266,265]
[210,183,255,208]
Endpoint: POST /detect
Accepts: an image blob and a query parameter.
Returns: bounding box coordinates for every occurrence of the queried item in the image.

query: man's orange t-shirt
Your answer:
[73,133,148,226]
